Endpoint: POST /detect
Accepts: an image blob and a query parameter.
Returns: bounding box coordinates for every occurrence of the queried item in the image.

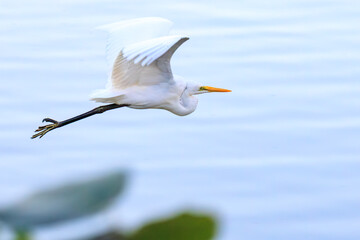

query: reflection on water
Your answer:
[1,0,360,239]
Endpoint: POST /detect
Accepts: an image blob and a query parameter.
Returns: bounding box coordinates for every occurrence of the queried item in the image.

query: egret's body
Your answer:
[32,17,230,139]
[94,76,198,116]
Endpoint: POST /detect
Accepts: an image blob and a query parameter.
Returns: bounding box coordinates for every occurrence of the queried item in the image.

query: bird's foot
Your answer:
[31,118,60,139]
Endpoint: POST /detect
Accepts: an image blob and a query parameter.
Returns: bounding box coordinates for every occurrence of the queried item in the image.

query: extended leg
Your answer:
[31,104,129,139]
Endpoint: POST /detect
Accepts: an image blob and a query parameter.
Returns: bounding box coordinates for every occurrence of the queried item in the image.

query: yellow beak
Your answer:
[201,86,232,92]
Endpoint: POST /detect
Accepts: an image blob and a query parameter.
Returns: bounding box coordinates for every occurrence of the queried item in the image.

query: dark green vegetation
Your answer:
[87,212,217,240]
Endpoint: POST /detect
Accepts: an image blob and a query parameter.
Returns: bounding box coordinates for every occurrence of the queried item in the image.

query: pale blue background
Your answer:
[1,0,360,239]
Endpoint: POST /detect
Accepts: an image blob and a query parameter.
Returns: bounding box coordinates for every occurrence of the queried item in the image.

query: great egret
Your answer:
[32,17,231,139]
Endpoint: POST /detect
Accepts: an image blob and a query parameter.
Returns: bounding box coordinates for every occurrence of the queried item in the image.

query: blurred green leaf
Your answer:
[127,212,217,240]
[15,230,31,240]
[0,170,127,230]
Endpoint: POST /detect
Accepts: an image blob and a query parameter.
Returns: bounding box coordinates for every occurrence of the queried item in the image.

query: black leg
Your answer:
[31,104,129,139]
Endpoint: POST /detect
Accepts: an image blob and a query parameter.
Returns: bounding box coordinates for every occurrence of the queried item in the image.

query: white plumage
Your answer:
[91,18,193,115]
[90,17,229,116]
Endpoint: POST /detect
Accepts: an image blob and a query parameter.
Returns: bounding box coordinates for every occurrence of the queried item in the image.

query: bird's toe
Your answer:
[42,118,58,124]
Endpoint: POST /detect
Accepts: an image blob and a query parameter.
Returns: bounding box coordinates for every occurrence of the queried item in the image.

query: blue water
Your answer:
[1,0,360,239]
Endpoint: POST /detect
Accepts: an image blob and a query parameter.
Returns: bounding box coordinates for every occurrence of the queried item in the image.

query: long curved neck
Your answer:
[175,92,198,116]
[169,76,199,116]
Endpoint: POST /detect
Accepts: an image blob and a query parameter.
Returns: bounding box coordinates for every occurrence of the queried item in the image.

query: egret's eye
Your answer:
[199,86,206,91]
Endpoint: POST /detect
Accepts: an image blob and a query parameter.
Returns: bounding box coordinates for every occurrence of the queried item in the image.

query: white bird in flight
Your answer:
[32,17,231,139]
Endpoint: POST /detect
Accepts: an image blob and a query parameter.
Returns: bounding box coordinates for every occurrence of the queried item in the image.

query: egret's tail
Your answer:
[90,89,125,104]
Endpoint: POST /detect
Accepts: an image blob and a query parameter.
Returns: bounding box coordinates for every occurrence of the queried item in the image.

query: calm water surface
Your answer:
[1,0,360,239]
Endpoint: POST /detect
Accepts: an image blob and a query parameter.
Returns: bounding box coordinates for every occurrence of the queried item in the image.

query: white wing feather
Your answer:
[96,17,173,74]
[108,35,188,89]
[91,18,189,102]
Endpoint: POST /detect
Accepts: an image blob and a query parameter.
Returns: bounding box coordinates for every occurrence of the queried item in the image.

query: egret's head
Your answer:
[187,82,231,95]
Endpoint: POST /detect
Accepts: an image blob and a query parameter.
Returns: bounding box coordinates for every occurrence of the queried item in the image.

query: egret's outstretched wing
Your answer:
[97,17,173,73]
[91,18,189,101]
[110,35,189,89]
